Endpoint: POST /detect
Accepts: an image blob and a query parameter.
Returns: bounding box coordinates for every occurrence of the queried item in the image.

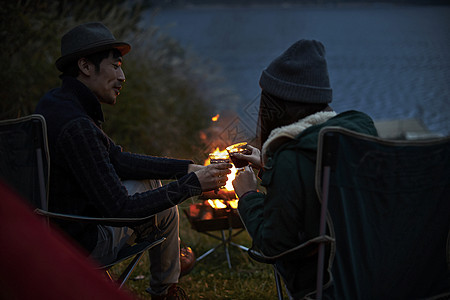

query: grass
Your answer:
[108,199,284,299]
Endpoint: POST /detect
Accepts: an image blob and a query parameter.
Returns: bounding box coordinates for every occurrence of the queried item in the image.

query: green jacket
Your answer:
[238,110,378,298]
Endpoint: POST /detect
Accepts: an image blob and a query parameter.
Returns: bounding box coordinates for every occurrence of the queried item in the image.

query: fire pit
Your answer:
[183,147,250,268]
[183,196,248,269]
[184,197,242,233]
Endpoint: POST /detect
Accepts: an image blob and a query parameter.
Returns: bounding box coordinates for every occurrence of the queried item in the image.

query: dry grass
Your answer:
[109,199,284,299]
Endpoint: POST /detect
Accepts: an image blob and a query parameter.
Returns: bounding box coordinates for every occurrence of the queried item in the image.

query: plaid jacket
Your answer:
[35,76,202,252]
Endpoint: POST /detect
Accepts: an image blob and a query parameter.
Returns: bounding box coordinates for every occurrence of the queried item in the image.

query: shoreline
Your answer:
[374,118,444,140]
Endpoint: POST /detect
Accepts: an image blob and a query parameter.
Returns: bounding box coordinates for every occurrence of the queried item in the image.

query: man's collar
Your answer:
[60,75,105,126]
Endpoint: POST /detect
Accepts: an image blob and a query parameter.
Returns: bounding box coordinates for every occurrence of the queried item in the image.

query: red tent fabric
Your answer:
[0,181,135,300]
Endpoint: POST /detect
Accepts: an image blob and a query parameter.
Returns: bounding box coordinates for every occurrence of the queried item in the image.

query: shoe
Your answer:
[149,284,188,300]
[180,245,196,278]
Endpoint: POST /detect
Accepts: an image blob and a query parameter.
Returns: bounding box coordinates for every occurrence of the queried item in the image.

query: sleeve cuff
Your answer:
[239,190,258,199]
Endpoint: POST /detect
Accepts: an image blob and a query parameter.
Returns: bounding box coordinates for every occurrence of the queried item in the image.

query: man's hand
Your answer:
[232,166,258,198]
[193,163,232,191]
[230,144,262,169]
[187,164,205,173]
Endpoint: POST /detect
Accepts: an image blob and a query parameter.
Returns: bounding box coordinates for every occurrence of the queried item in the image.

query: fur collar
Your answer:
[262,111,337,164]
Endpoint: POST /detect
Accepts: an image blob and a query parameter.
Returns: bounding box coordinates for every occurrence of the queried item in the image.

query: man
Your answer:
[231,40,378,299]
[35,22,231,299]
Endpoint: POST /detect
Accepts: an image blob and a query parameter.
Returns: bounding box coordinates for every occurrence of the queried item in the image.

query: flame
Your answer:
[207,199,238,209]
[204,146,241,210]
[211,114,220,122]
[199,131,207,140]
[207,199,227,209]
[228,200,238,209]
[205,147,237,192]
[224,165,236,191]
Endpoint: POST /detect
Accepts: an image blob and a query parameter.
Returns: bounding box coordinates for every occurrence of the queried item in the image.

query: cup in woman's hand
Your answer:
[226,142,252,168]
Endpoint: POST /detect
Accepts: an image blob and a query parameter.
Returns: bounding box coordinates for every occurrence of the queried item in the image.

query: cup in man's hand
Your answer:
[208,152,230,164]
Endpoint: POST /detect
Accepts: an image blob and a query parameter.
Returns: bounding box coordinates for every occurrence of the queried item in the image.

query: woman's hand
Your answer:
[193,163,232,191]
[230,144,262,169]
[232,166,258,198]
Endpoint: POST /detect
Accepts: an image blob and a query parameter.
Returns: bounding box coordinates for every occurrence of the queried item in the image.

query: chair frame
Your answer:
[0,114,165,289]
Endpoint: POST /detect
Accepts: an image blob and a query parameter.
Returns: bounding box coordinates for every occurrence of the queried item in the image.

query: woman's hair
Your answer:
[257,90,331,148]
[61,48,122,77]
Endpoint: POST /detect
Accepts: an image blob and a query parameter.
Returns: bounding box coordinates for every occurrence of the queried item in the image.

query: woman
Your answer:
[232,39,378,299]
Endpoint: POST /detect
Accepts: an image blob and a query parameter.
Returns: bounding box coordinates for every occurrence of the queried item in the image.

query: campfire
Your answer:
[208,147,238,191]
[184,145,244,232]
[183,143,251,268]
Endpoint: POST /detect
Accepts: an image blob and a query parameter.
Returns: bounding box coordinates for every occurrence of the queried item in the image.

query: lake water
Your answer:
[145,3,450,137]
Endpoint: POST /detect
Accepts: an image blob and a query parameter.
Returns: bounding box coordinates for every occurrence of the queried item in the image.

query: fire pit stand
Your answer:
[195,227,248,269]
[183,200,249,269]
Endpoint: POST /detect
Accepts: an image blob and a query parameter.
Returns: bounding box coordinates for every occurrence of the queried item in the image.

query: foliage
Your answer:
[2,1,60,118]
[1,0,236,159]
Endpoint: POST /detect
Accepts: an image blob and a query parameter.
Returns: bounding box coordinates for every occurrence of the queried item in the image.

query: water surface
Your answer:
[145,4,450,136]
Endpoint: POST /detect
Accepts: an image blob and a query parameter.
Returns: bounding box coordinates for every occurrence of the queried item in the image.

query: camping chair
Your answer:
[247,126,449,300]
[0,114,165,288]
[315,126,450,299]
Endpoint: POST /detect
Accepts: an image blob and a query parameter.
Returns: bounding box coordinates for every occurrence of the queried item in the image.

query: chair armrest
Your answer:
[100,237,167,269]
[249,235,335,263]
[248,247,277,264]
[35,208,156,227]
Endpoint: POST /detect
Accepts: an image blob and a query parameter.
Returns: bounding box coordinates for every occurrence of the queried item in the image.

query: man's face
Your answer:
[88,52,125,105]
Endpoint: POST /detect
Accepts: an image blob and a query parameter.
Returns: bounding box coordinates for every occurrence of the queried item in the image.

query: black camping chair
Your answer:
[315,126,450,299]
[246,126,450,300]
[0,114,165,288]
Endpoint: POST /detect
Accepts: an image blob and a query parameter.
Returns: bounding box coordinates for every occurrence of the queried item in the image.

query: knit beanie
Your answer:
[259,39,332,103]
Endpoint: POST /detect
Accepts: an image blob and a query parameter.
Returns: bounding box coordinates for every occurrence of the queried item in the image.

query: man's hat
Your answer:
[55,22,131,71]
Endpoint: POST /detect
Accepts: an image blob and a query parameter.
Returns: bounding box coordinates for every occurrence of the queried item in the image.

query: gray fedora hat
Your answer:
[55,22,131,71]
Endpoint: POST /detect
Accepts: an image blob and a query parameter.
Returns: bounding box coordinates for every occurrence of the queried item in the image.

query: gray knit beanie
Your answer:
[259,39,332,103]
